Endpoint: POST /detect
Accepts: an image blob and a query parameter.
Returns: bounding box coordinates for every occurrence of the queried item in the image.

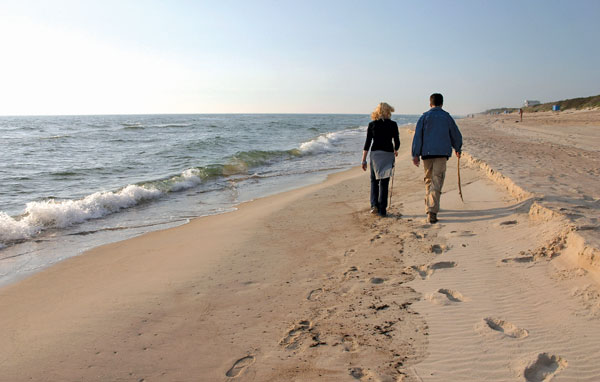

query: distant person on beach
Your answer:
[519,108,523,122]
[361,102,400,217]
[411,93,462,224]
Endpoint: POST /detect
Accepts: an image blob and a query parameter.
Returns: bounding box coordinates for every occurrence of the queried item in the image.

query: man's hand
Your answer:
[361,162,367,171]
[455,151,461,159]
[394,150,398,157]
[412,156,420,167]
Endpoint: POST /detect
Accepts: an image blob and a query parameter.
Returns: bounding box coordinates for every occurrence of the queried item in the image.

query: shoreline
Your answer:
[0,165,344,289]
[1,114,600,381]
[0,120,418,290]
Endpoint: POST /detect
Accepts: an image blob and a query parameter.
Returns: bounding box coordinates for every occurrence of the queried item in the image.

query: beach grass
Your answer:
[484,94,600,114]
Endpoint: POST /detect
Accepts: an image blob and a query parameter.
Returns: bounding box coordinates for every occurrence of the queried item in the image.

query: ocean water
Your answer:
[0,114,418,285]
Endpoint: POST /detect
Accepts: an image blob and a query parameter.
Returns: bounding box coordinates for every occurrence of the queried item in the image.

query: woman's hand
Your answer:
[394,150,398,157]
[361,162,367,171]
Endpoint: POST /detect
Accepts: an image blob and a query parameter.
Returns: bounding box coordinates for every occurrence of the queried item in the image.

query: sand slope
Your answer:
[459,110,600,274]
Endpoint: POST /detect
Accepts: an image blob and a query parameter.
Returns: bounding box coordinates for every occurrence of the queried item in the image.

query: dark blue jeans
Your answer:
[370,167,390,214]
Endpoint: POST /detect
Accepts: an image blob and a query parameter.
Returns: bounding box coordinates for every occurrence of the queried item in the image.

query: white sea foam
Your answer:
[0,211,40,243]
[299,127,366,154]
[40,135,72,140]
[0,185,162,245]
[122,122,143,128]
[150,123,194,128]
[169,168,204,192]
[0,167,212,246]
[25,185,162,228]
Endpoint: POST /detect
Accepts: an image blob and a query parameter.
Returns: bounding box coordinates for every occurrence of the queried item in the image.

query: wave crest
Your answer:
[25,185,162,229]
[1,184,162,246]
[299,126,366,154]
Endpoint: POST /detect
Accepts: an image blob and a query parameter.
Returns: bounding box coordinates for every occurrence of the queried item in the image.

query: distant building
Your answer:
[524,100,541,107]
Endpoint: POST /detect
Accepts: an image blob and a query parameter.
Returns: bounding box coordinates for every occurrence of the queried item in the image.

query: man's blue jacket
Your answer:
[411,107,463,158]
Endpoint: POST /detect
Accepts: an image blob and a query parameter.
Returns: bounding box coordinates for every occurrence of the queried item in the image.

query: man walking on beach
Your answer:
[411,93,462,223]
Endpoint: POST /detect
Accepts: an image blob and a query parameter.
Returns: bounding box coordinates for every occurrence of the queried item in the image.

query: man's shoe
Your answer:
[428,212,438,224]
[379,209,387,217]
[370,206,378,214]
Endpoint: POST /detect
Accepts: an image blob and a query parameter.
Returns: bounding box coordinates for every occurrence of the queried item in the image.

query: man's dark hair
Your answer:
[430,93,443,107]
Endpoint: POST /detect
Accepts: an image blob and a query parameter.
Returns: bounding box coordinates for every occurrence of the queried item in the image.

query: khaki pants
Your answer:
[423,157,447,214]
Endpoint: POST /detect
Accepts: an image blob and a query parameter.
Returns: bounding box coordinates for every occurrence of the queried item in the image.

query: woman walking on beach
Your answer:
[361,102,400,217]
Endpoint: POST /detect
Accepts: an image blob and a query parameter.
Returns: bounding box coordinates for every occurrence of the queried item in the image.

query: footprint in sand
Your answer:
[427,288,466,305]
[438,288,465,302]
[501,255,535,264]
[430,244,445,254]
[349,367,364,379]
[408,231,425,239]
[410,265,429,279]
[552,268,587,281]
[449,230,476,237]
[307,288,323,301]
[343,266,359,280]
[225,355,255,378]
[431,261,456,270]
[571,285,600,317]
[411,261,457,279]
[484,317,529,339]
[499,220,518,226]
[341,334,359,352]
[349,367,380,381]
[523,353,567,382]
[280,320,312,349]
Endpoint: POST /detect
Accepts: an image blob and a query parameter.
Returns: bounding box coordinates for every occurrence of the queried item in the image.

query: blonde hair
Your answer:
[371,102,395,120]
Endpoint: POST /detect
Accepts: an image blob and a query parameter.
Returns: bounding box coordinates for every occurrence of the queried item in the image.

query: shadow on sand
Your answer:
[402,199,535,224]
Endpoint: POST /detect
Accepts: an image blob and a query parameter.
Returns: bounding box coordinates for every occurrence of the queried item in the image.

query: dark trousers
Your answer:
[370,167,390,213]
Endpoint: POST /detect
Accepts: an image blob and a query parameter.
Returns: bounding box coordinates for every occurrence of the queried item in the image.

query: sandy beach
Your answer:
[1,111,600,382]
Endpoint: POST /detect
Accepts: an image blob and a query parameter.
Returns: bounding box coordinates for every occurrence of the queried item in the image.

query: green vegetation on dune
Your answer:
[484,94,600,114]
[524,94,600,112]
[485,107,519,114]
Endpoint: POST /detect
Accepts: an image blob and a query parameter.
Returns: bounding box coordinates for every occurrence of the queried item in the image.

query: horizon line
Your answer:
[0,112,429,118]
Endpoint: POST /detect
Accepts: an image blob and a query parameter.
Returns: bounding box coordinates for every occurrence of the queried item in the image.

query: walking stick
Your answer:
[389,165,395,208]
[457,156,464,202]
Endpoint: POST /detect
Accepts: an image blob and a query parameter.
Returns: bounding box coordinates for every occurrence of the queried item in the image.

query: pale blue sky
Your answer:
[0,0,598,115]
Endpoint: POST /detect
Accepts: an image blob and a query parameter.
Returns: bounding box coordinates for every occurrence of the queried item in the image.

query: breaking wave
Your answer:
[0,125,367,247]
[299,126,366,154]
[0,185,161,245]
[0,150,288,246]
